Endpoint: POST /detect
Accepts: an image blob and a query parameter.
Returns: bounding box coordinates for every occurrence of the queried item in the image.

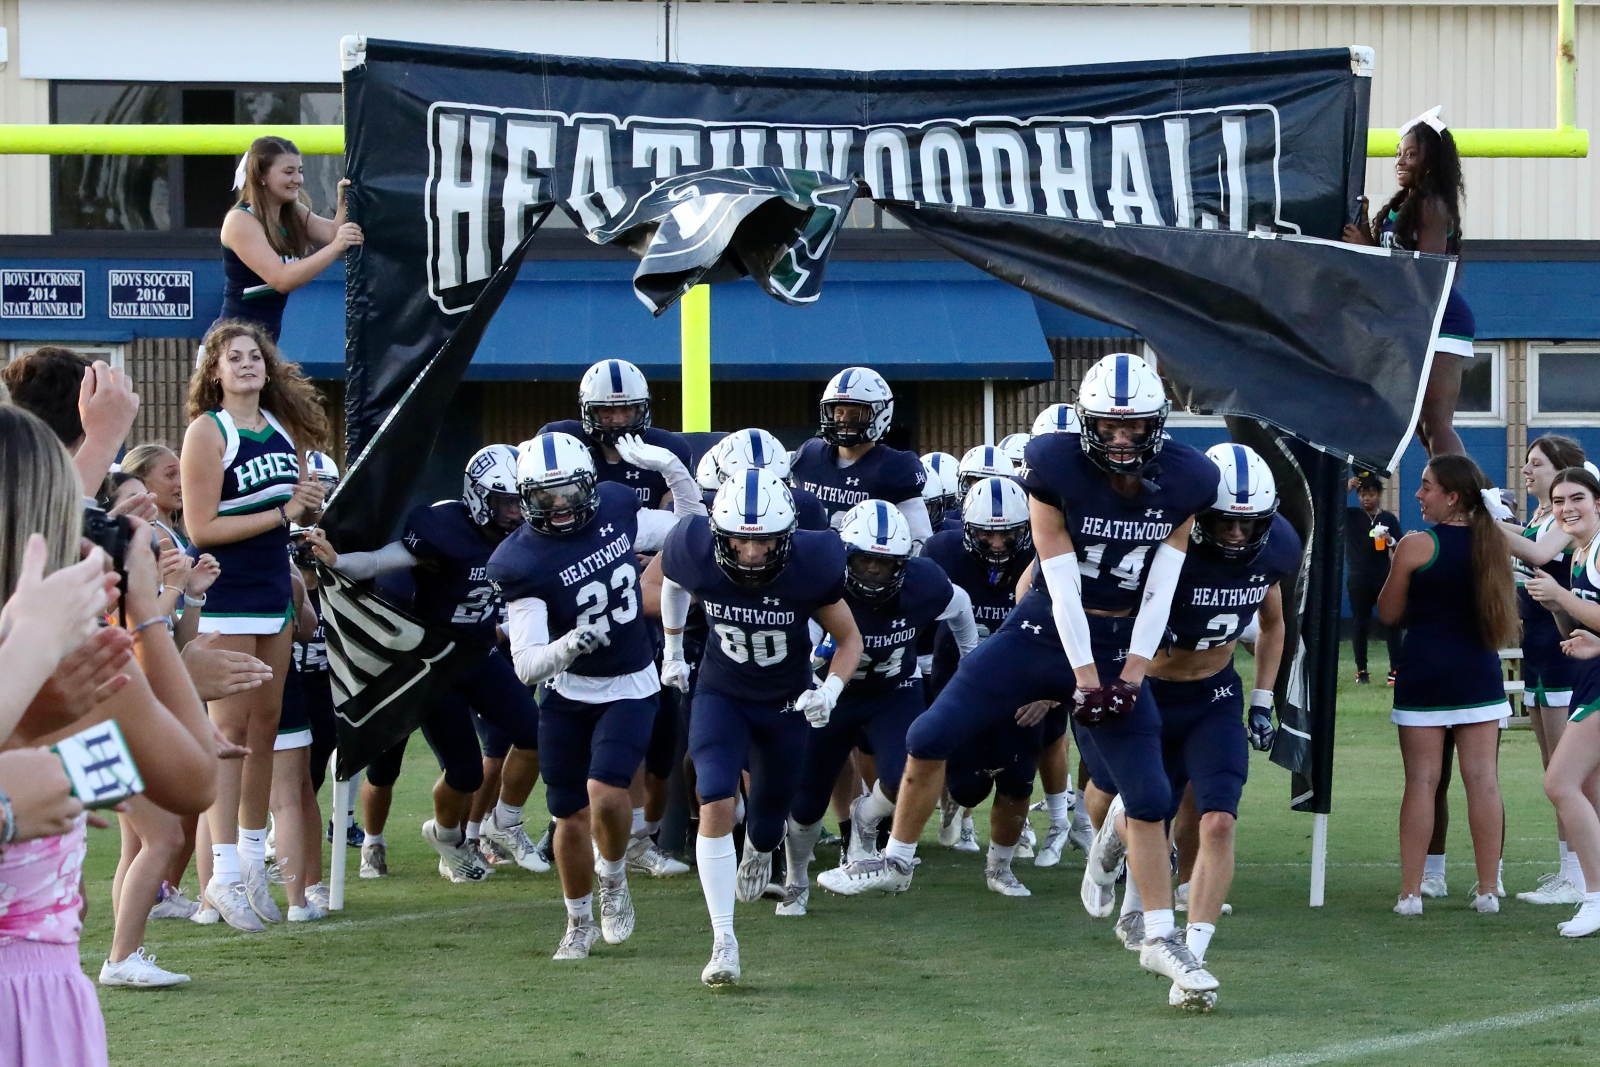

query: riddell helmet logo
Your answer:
[740,523,762,531]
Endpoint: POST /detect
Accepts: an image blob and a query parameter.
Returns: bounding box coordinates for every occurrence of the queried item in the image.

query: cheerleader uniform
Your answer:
[1391,524,1511,726]
[1379,208,1475,358]
[1567,538,1600,723]
[1516,514,1575,710]
[197,408,298,635]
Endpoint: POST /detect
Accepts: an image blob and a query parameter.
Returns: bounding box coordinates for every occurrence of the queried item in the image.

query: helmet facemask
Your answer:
[819,400,879,448]
[1193,508,1276,560]
[963,522,1032,567]
[520,473,599,536]
[582,400,651,446]
[845,548,908,604]
[713,529,794,589]
[1077,412,1167,476]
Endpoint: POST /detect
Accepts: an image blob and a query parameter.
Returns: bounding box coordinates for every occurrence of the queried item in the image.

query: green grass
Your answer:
[84,643,1600,1067]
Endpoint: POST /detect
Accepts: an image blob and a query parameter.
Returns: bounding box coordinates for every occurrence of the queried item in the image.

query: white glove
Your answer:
[659,655,692,692]
[615,433,679,474]
[795,674,845,729]
[1480,487,1515,522]
[560,623,609,657]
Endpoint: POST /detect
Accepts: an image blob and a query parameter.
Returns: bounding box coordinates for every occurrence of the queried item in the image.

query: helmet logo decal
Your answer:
[1231,444,1252,506]
[608,359,624,396]
[541,434,558,471]
[744,470,760,526]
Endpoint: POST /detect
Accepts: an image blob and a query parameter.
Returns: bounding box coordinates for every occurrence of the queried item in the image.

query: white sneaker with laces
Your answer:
[1559,899,1600,938]
[204,880,264,933]
[1086,795,1127,887]
[1517,872,1584,905]
[817,854,914,896]
[1469,892,1500,914]
[1034,824,1069,868]
[1169,981,1218,1012]
[287,901,327,922]
[1419,873,1448,898]
[775,884,809,917]
[359,842,388,879]
[938,792,961,847]
[847,794,882,863]
[702,936,741,988]
[423,820,491,883]
[190,905,220,925]
[598,871,635,943]
[954,817,980,853]
[1067,822,1094,855]
[1114,911,1145,951]
[99,947,190,988]
[482,817,551,872]
[148,886,200,920]
[1080,867,1115,918]
[553,917,601,961]
[985,865,1031,897]
[1394,893,1422,916]
[1140,931,1219,992]
[626,831,691,877]
[305,884,330,911]
[1015,823,1036,860]
[240,863,282,924]
[735,840,772,904]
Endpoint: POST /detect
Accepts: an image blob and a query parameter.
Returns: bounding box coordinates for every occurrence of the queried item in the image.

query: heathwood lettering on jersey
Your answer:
[862,632,914,650]
[1189,584,1270,608]
[803,482,870,508]
[557,533,633,587]
[1078,517,1174,541]
[703,603,797,626]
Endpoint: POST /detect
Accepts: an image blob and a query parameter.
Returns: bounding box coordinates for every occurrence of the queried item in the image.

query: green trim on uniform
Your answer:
[1439,332,1473,342]
[1415,529,1441,573]
[1393,697,1510,715]
[201,603,296,622]
[1571,701,1600,724]
[206,410,226,436]
[236,423,278,444]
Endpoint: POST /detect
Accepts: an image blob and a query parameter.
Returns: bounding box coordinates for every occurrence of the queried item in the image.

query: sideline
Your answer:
[1214,997,1600,1067]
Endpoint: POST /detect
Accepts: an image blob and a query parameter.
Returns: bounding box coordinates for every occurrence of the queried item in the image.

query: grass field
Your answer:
[83,643,1600,1067]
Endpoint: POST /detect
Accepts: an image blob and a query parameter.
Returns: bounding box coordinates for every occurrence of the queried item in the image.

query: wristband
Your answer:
[0,787,15,847]
[819,673,846,699]
[130,615,174,638]
[663,630,684,659]
[182,592,207,608]
[278,505,289,527]
[1250,688,1274,710]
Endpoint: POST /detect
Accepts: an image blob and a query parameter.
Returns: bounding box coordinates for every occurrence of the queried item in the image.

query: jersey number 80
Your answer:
[713,624,789,667]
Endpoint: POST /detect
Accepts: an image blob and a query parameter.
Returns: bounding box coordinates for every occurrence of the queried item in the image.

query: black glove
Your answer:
[1071,686,1109,728]
[1247,689,1276,751]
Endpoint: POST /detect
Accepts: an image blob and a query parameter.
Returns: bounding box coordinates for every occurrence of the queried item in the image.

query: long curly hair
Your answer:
[1372,124,1464,254]
[1424,454,1518,650]
[188,320,328,451]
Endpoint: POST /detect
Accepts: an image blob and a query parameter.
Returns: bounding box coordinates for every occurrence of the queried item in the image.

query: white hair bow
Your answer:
[1399,105,1447,136]
[232,153,249,191]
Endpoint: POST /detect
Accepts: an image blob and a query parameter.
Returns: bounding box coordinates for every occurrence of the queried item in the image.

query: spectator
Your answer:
[120,443,185,546]
[1,346,139,493]
[216,136,363,341]
[1346,473,1403,685]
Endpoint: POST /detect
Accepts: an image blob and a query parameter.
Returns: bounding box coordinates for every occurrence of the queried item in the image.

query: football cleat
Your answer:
[1420,873,1448,898]
[1016,823,1036,860]
[482,817,552,873]
[985,865,1032,897]
[1140,931,1219,992]
[1087,795,1127,886]
[955,816,980,853]
[626,831,691,877]
[1068,821,1095,855]
[775,884,810,917]
[817,855,914,896]
[1518,872,1584,905]
[423,819,491,883]
[938,792,962,847]
[847,794,883,864]
[1115,911,1146,951]
[359,842,388,879]
[477,835,511,867]
[553,917,602,961]
[1080,867,1115,918]
[598,872,635,943]
[1034,824,1069,868]
[1174,883,1233,915]
[702,937,741,988]
[1169,981,1218,1012]
[735,841,773,904]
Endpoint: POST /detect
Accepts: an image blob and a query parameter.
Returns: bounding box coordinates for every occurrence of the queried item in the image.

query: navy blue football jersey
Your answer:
[791,438,925,528]
[538,419,692,510]
[488,482,655,679]
[1166,514,1301,651]
[924,528,1033,685]
[291,586,327,673]
[790,485,831,532]
[662,517,847,705]
[844,556,953,698]
[937,512,964,534]
[1019,432,1218,613]
[402,500,504,647]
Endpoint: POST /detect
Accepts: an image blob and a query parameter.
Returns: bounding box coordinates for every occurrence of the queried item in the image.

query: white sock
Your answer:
[436,823,464,846]
[1560,840,1570,867]
[785,819,823,887]
[1045,790,1071,827]
[630,806,647,835]
[644,820,661,838]
[696,834,738,941]
[363,831,385,847]
[211,843,240,883]
[988,841,1015,868]
[1185,921,1216,963]
[494,801,523,830]
[465,820,481,842]
[1424,853,1446,879]
[565,894,593,921]
[1121,876,1144,917]
[237,826,267,868]
[1568,854,1589,893]
[598,856,626,879]
[859,780,897,825]
[885,837,919,865]
[1144,907,1176,941]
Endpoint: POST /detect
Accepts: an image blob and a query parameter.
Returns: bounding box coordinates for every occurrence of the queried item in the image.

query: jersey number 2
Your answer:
[574,566,639,637]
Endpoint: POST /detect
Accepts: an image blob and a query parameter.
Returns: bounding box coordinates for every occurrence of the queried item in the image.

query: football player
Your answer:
[956,444,1015,502]
[919,452,962,533]
[713,427,830,531]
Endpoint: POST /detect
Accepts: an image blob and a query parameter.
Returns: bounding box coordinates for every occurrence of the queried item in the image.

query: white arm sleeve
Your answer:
[664,458,707,517]
[1039,552,1095,671]
[660,576,691,632]
[936,585,980,656]
[332,541,418,581]
[896,496,934,551]
[507,596,580,685]
[1128,542,1186,660]
[636,509,686,554]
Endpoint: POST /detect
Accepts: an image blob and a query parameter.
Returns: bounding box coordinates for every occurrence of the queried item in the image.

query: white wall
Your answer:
[20,0,1249,83]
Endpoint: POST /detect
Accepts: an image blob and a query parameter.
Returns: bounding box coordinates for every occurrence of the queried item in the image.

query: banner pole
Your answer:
[1310,812,1328,907]
[983,380,995,445]
[330,767,349,911]
[681,285,711,432]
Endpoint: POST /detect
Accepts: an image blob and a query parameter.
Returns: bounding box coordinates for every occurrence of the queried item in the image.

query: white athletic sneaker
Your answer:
[1419,873,1448,898]
[1015,823,1036,860]
[1140,931,1219,992]
[1087,795,1127,887]
[287,901,328,922]
[476,835,511,867]
[99,948,190,989]
[702,936,741,988]
[1173,884,1232,915]
[1169,981,1218,1013]
[598,872,635,943]
[735,841,773,904]
[1080,867,1115,918]
[1469,892,1500,914]
[817,854,914,896]
[190,905,220,925]
[985,865,1031,897]
[553,917,601,961]
[1067,821,1095,855]
[1034,824,1069,868]
[305,884,330,912]
[1558,899,1600,938]
[359,841,388,879]
[203,881,264,933]
[1470,878,1505,899]
[481,817,552,873]
[847,794,882,864]
[626,831,691,877]
[423,820,491,883]
[240,863,282,924]
[1393,894,1422,916]
[775,884,810,917]
[938,791,961,847]
[148,886,199,920]
[1518,872,1585,905]
[954,816,980,853]
[1114,911,1145,951]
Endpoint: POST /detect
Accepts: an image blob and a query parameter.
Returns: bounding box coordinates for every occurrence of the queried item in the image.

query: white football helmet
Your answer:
[306,450,341,490]
[1075,352,1170,475]
[579,359,652,445]
[838,499,913,603]
[819,367,894,447]
[957,445,1015,500]
[1031,403,1082,436]
[710,468,798,588]
[961,476,1033,566]
[516,432,599,535]
[1196,442,1279,559]
[999,432,1031,469]
[696,448,722,493]
[920,452,961,528]
[463,444,520,530]
[715,427,793,482]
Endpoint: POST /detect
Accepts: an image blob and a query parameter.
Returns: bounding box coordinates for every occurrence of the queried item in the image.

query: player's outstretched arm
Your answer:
[1030,495,1099,690]
[615,433,707,518]
[937,584,980,656]
[313,537,417,580]
[1121,517,1193,686]
[1252,583,1288,694]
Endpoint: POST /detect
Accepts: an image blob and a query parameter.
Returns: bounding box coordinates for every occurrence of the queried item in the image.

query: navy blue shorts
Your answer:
[1073,719,1113,792]
[791,678,924,826]
[366,735,408,789]
[473,714,511,760]
[539,687,657,819]
[1437,287,1476,356]
[689,686,809,853]
[1521,609,1576,705]
[417,649,539,794]
[946,718,1042,808]
[1149,666,1250,820]
[300,669,336,792]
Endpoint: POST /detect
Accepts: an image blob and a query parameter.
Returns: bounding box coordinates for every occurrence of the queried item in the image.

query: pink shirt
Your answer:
[0,815,86,947]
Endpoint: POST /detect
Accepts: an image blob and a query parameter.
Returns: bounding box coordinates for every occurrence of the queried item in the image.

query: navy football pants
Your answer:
[539,687,657,819]
[790,679,924,826]
[1148,665,1250,820]
[689,687,808,854]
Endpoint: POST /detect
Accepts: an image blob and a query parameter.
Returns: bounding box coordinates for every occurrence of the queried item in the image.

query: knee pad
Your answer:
[544,781,589,820]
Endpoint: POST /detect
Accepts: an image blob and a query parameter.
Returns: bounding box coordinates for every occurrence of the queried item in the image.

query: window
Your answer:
[51,83,344,233]
[1452,343,1504,426]
[1530,344,1600,426]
